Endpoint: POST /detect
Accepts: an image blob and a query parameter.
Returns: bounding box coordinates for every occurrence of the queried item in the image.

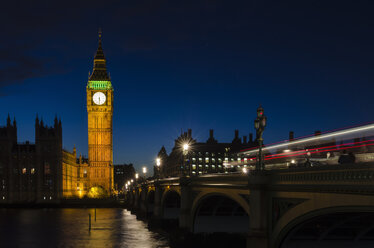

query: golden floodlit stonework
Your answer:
[86,31,114,195]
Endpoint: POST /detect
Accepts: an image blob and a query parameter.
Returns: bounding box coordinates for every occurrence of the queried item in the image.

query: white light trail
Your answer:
[239,123,374,156]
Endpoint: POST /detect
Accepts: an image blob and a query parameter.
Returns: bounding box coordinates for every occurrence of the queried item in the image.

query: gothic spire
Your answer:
[89,29,110,81]
[6,114,11,127]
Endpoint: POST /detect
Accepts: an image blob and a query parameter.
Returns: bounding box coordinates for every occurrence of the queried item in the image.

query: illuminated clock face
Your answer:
[93,92,106,105]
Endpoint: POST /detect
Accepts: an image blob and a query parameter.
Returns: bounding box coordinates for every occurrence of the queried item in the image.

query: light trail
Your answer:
[238,123,374,156]
[264,142,374,161]
[264,139,374,158]
[240,121,374,153]
[228,142,374,167]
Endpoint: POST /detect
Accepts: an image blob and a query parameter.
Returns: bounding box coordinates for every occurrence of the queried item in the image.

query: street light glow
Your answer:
[156,158,161,166]
[135,173,139,179]
[183,143,189,151]
[142,167,147,174]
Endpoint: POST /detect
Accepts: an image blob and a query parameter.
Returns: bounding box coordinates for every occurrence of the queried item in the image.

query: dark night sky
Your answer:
[1,0,374,171]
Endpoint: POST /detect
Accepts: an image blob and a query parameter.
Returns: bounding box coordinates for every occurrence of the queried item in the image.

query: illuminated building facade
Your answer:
[158,129,257,177]
[0,116,85,203]
[0,33,115,203]
[86,31,114,195]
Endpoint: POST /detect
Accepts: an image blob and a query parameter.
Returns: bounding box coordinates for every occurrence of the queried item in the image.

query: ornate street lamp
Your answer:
[183,144,189,153]
[134,173,139,187]
[142,166,147,180]
[254,105,267,170]
[182,143,189,176]
[156,157,161,179]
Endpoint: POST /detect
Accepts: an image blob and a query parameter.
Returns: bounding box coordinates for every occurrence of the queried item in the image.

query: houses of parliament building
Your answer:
[0,33,114,203]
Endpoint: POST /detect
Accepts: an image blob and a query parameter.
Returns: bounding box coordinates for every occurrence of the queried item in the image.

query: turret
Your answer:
[54,115,58,128]
[249,133,253,143]
[35,115,39,141]
[232,129,241,144]
[35,118,62,144]
[207,129,218,144]
[0,115,17,144]
[6,114,11,127]
[289,131,294,141]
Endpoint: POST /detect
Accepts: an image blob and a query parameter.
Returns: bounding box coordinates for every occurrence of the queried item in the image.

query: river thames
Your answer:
[0,208,169,248]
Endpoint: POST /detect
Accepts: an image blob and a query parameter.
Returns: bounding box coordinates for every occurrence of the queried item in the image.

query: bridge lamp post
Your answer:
[183,143,189,176]
[142,166,147,180]
[156,158,161,179]
[254,105,267,171]
[135,173,139,181]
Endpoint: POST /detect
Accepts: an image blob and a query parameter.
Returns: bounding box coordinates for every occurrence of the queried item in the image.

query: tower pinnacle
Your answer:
[88,29,110,82]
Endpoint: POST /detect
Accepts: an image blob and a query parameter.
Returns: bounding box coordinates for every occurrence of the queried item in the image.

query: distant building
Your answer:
[157,129,257,177]
[0,115,89,203]
[114,164,135,192]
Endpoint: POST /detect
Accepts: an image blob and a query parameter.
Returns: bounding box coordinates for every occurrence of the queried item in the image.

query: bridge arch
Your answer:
[161,190,181,221]
[191,193,249,233]
[272,193,374,248]
[127,190,134,205]
[161,190,181,220]
[146,190,155,216]
[278,210,374,248]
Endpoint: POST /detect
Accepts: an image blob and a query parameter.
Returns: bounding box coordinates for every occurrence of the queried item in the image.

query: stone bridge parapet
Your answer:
[125,162,374,248]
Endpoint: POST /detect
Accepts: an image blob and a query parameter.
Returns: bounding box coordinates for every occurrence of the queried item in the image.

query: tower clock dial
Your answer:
[93,92,106,105]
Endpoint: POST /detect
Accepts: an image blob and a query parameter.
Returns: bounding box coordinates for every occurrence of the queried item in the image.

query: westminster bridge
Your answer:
[125,162,374,248]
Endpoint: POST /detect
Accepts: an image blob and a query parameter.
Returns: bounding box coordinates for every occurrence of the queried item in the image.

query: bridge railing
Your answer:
[270,162,374,193]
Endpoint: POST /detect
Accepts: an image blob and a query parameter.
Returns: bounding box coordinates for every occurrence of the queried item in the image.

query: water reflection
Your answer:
[0,208,169,248]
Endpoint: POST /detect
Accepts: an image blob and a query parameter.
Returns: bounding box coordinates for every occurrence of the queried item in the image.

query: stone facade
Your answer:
[158,129,257,177]
[0,115,97,203]
[0,34,115,203]
[86,32,114,195]
[0,116,74,203]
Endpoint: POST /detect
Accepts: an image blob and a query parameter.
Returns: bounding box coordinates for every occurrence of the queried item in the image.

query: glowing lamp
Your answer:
[183,143,189,151]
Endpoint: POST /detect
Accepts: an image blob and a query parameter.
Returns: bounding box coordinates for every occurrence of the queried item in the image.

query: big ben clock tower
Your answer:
[86,31,113,195]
